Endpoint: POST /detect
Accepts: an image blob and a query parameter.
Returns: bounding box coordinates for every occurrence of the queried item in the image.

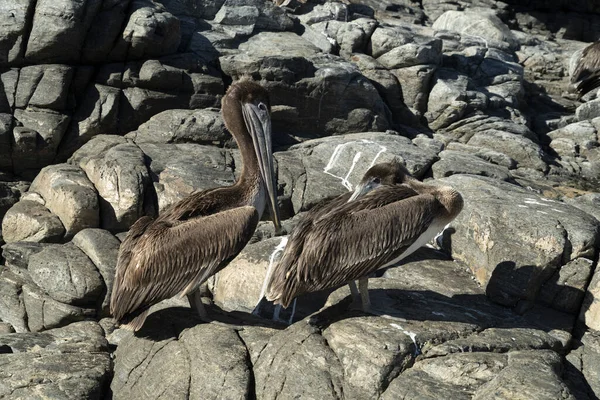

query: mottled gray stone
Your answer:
[0,0,34,65]
[15,64,74,110]
[0,322,110,399]
[72,228,120,316]
[441,174,599,308]
[1,200,65,243]
[432,150,513,181]
[580,263,600,331]
[563,193,600,222]
[577,98,600,121]
[28,243,104,307]
[539,258,594,314]
[126,108,229,145]
[29,163,99,238]
[0,178,29,222]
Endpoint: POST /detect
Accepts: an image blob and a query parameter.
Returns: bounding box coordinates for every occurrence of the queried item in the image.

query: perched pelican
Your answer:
[266,161,463,312]
[571,40,600,98]
[110,78,281,331]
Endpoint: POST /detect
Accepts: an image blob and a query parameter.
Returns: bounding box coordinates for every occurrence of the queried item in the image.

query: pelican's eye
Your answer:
[257,102,268,112]
[373,177,381,184]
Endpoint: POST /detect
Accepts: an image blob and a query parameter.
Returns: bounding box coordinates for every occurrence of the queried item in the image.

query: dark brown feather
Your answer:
[266,185,441,307]
[572,41,600,98]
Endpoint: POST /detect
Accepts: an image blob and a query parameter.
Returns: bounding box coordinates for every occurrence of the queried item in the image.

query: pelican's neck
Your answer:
[234,131,261,188]
[407,179,463,220]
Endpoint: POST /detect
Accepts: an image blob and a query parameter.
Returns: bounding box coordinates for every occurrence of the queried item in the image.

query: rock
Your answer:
[126,108,229,145]
[311,18,378,59]
[111,311,254,399]
[1,241,50,270]
[15,64,74,110]
[445,142,517,169]
[73,139,151,232]
[0,268,29,333]
[432,150,513,181]
[58,84,121,160]
[563,193,600,222]
[0,322,111,399]
[432,10,518,50]
[72,229,121,316]
[28,243,105,307]
[29,164,99,238]
[0,178,29,222]
[467,130,548,172]
[376,31,442,70]
[580,264,600,331]
[392,64,437,115]
[0,0,35,65]
[138,142,233,211]
[441,174,599,309]
[277,132,438,213]
[1,200,65,243]
[220,32,390,139]
[539,258,594,315]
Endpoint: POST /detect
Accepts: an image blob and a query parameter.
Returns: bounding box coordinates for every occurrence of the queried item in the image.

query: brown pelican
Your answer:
[110,78,281,331]
[266,161,463,312]
[571,40,600,98]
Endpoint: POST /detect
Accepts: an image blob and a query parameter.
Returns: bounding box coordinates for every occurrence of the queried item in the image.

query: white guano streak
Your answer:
[323,140,388,191]
[256,236,289,309]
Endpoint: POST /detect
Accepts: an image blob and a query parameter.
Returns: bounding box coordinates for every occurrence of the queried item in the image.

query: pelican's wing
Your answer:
[572,42,600,96]
[110,206,259,326]
[267,185,436,306]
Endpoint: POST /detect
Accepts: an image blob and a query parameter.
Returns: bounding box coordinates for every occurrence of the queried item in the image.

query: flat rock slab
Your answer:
[1,199,65,243]
[432,149,513,181]
[440,175,599,309]
[0,322,110,399]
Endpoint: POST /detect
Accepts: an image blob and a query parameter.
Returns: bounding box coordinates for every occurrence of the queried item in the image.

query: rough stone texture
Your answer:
[29,163,99,238]
[580,263,600,331]
[72,138,151,232]
[442,174,599,309]
[1,199,65,243]
[71,228,121,316]
[0,322,111,399]
[28,243,104,307]
[432,150,513,181]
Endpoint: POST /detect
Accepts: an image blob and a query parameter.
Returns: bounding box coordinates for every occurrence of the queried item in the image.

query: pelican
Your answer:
[571,40,600,98]
[110,78,281,331]
[266,161,463,312]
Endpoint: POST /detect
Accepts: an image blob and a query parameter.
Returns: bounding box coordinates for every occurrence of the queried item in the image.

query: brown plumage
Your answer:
[572,41,600,99]
[110,78,282,331]
[266,161,464,310]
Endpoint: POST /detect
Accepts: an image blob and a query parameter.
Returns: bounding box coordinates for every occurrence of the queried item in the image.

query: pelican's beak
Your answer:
[242,102,282,232]
[348,181,377,202]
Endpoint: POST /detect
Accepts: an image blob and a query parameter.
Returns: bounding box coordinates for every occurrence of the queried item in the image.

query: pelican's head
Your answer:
[349,160,411,202]
[222,77,282,231]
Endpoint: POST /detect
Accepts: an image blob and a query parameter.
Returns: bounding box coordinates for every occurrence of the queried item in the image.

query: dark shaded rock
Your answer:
[539,258,594,314]
[0,0,35,66]
[15,64,74,110]
[0,178,29,222]
[580,262,600,331]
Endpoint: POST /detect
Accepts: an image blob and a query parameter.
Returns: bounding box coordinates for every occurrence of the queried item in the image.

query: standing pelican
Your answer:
[110,78,281,331]
[571,40,600,98]
[266,161,463,312]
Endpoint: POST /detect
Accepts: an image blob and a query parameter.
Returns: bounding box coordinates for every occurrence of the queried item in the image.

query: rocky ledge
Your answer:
[1,0,600,398]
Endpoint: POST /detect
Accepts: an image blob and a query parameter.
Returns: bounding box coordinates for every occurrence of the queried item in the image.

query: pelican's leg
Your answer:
[187,289,209,321]
[358,277,371,313]
[348,280,362,309]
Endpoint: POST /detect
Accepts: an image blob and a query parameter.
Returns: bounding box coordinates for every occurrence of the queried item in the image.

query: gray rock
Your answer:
[15,64,74,110]
[81,0,132,64]
[577,98,600,121]
[432,150,513,181]
[0,0,34,65]
[539,258,594,315]
[441,174,599,309]
[432,10,518,50]
[425,69,470,130]
[580,263,600,331]
[0,322,110,399]
[467,130,547,172]
[311,18,378,59]
[73,139,151,232]
[297,2,349,25]
[0,323,14,334]
[253,322,344,400]
[439,114,538,143]
[22,281,96,332]
[445,142,517,169]
[0,268,29,333]
[28,243,104,307]
[126,108,229,145]
[277,132,438,213]
[29,164,99,238]
[58,84,121,160]
[112,315,254,400]
[110,0,181,61]
[377,32,442,70]
[138,142,233,212]
[1,200,65,243]
[0,178,29,222]
[563,193,600,222]
[72,229,121,316]
[392,64,437,115]
[0,114,13,170]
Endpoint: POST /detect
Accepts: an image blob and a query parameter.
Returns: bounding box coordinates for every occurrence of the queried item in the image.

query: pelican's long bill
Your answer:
[241,101,282,231]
